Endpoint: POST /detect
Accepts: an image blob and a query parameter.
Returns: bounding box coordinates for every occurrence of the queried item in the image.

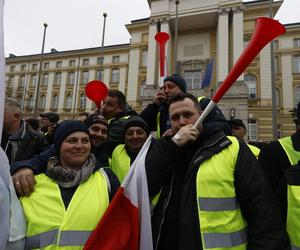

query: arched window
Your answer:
[79,93,86,109]
[40,95,46,109]
[28,95,34,109]
[295,86,300,106]
[65,94,72,109]
[244,74,257,99]
[52,94,58,109]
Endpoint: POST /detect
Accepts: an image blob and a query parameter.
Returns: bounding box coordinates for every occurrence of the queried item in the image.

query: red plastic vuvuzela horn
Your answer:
[85,80,108,109]
[193,17,286,129]
[155,32,169,86]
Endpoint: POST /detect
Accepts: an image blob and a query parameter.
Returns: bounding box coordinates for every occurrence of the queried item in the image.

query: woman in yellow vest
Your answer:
[20,120,120,250]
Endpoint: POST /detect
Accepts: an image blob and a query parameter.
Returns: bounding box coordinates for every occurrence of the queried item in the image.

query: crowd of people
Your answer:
[0,73,299,249]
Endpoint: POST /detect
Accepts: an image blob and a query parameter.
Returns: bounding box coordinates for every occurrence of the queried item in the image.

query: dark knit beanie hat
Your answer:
[54,120,89,151]
[164,74,187,93]
[85,114,108,128]
[124,116,149,135]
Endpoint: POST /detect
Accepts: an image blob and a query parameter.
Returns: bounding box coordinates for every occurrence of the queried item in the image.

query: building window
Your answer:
[54,72,62,85]
[28,95,34,109]
[82,58,89,66]
[294,39,300,48]
[185,71,201,90]
[292,55,300,73]
[245,74,257,99]
[141,49,148,67]
[69,60,75,67]
[21,65,26,71]
[295,86,300,106]
[97,57,104,65]
[111,68,120,83]
[42,74,49,86]
[56,61,62,68]
[52,94,59,109]
[10,65,15,72]
[65,94,72,109]
[112,55,120,64]
[31,74,37,87]
[95,69,104,80]
[32,64,38,70]
[79,93,86,109]
[82,71,89,84]
[39,95,46,109]
[68,72,75,85]
[248,119,257,141]
[43,62,49,70]
[19,75,26,88]
[276,88,280,107]
[7,76,14,87]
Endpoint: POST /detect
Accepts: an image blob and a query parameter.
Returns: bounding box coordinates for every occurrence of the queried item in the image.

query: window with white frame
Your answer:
[111,69,120,83]
[21,65,26,71]
[69,60,75,67]
[82,58,89,66]
[32,64,38,70]
[10,65,15,72]
[96,69,104,80]
[112,56,120,64]
[42,74,49,86]
[28,95,34,109]
[43,62,49,70]
[31,74,37,86]
[19,75,26,88]
[68,72,75,85]
[248,119,257,141]
[65,94,72,109]
[54,73,62,85]
[293,55,300,73]
[244,74,257,99]
[294,39,300,48]
[39,95,46,109]
[97,57,104,65]
[141,49,148,67]
[52,94,59,109]
[184,71,201,90]
[56,61,62,68]
[295,86,300,106]
[82,71,89,84]
[7,76,14,87]
[79,93,86,109]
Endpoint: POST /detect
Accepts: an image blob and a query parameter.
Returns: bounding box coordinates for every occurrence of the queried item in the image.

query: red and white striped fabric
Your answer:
[84,136,153,250]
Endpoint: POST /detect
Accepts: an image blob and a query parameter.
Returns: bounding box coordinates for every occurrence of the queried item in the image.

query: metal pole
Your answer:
[174,0,179,74]
[33,23,48,118]
[269,0,277,139]
[99,13,107,80]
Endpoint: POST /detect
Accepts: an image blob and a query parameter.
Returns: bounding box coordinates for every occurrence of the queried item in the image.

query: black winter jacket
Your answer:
[258,131,300,222]
[146,131,290,250]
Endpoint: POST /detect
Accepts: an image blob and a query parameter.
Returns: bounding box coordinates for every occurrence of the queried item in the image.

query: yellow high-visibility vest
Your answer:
[20,170,110,250]
[110,144,130,182]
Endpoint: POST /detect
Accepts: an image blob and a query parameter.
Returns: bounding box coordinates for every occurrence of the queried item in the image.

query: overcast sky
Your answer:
[3,0,300,57]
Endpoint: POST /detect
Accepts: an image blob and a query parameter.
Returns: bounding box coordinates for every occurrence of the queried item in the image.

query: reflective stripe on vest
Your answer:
[196,136,247,250]
[20,171,109,249]
[279,136,300,249]
[108,115,131,125]
[247,144,260,159]
[110,144,130,182]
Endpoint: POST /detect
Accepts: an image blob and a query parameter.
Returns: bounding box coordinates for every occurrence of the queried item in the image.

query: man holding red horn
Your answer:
[146,92,290,250]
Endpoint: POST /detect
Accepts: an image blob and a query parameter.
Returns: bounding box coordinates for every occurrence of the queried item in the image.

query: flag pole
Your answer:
[33,23,48,118]
[99,13,107,80]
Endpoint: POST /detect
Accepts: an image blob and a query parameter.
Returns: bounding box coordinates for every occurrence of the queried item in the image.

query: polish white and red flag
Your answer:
[84,136,153,250]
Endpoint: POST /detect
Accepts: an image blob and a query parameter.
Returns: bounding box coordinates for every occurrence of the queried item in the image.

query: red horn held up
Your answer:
[155,32,170,79]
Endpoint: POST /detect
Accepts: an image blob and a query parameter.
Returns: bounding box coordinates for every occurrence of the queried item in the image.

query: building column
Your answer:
[281,54,293,110]
[260,43,272,103]
[127,48,140,107]
[146,21,158,86]
[216,8,229,84]
[58,73,67,113]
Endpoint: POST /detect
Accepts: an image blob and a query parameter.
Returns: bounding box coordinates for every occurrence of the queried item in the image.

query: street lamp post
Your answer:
[99,13,107,80]
[33,23,48,118]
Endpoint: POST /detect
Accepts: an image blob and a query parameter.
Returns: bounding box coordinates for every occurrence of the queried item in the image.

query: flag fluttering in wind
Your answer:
[84,136,153,250]
[201,59,214,89]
